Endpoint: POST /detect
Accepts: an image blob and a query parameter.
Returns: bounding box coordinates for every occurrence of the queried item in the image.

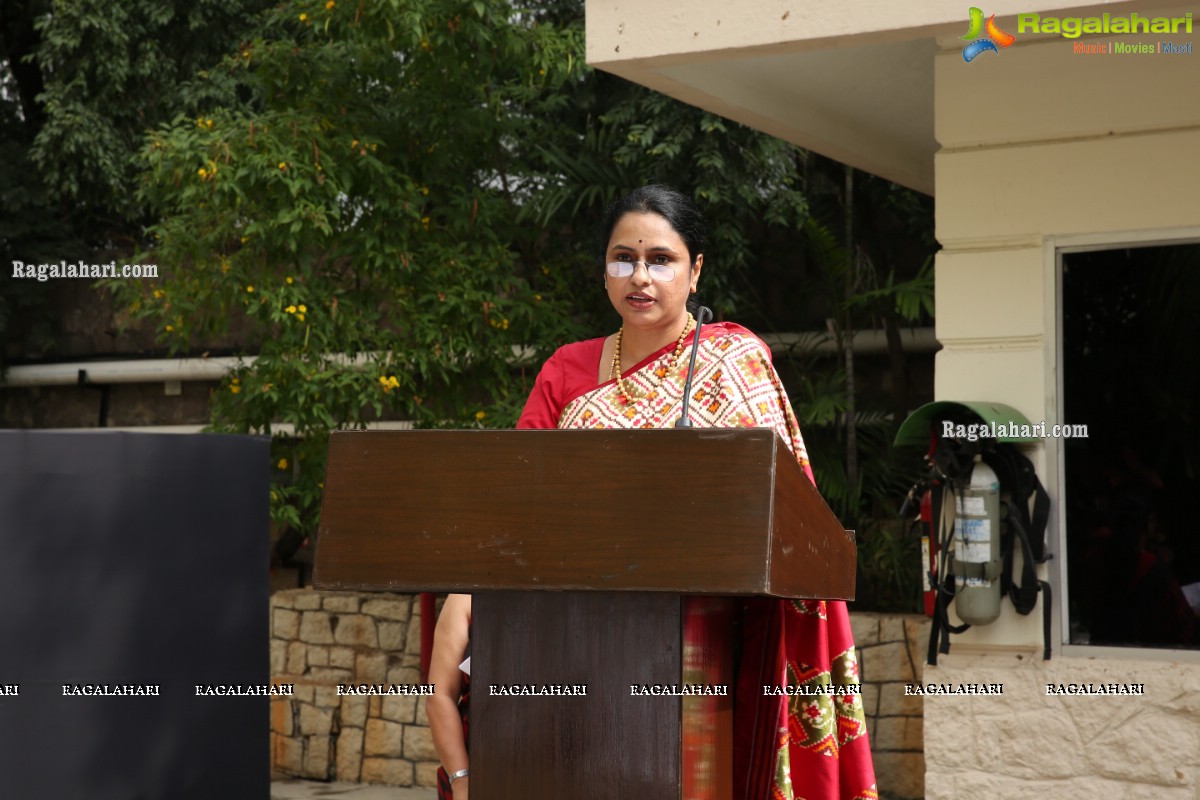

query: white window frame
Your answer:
[1048,228,1200,663]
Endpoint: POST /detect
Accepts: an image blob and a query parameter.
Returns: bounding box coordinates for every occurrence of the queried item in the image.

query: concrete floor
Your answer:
[271,778,436,799]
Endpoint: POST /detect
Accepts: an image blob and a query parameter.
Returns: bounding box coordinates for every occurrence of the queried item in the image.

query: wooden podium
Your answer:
[314,428,856,800]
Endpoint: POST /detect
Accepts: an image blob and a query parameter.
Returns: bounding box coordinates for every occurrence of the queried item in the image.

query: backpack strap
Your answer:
[927,480,970,666]
[983,445,1050,564]
[1001,498,1053,659]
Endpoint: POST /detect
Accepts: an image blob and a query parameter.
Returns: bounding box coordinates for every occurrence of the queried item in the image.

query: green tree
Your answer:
[525,69,810,327]
[119,0,590,534]
[786,157,935,611]
[7,0,936,609]
[1,0,270,366]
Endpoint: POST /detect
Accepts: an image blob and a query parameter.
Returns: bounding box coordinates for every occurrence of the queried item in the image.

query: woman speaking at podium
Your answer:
[520,185,875,799]
[431,184,876,800]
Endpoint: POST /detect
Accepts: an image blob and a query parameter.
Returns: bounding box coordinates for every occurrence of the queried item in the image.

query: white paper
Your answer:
[1182,582,1200,612]
[956,495,986,516]
[955,518,992,563]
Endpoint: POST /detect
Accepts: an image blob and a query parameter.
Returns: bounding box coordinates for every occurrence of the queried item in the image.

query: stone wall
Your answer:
[269,589,439,788]
[852,612,931,800]
[269,592,930,796]
[923,652,1200,799]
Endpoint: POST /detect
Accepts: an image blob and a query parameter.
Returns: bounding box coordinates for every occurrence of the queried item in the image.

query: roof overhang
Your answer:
[585,1,1152,195]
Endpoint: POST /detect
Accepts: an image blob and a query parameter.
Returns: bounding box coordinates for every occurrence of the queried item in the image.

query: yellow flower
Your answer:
[298,304,307,313]
[474,411,487,421]
[246,285,254,293]
[299,13,308,21]
[297,313,305,322]
[230,385,241,394]
[379,375,399,392]
[197,167,208,178]
[165,324,174,332]
[534,293,542,302]
[153,289,164,299]
[240,235,249,244]
[286,276,294,284]
[325,0,335,8]
[420,186,429,195]
[278,162,288,171]
[539,69,546,76]
[205,118,214,129]
[286,305,297,314]
[262,383,273,392]
[278,458,289,470]
[501,318,509,330]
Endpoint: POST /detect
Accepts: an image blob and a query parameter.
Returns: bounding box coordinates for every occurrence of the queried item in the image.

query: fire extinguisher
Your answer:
[920,488,936,617]
[901,479,938,617]
[952,456,1002,625]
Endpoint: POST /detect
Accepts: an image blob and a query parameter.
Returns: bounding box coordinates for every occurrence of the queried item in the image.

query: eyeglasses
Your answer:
[606,260,681,283]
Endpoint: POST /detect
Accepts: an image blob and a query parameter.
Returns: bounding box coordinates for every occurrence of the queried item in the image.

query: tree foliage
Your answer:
[116,0,594,532]
[102,0,843,538]
[1,0,269,365]
[524,70,810,325]
[4,0,938,610]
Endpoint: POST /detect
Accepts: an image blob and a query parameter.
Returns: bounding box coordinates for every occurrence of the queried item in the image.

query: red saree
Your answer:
[517,322,877,800]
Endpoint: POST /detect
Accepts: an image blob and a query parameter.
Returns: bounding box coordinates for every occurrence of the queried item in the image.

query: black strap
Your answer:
[1001,498,1053,659]
[927,482,969,666]
[1002,500,1041,615]
[1039,580,1052,661]
[983,446,1050,563]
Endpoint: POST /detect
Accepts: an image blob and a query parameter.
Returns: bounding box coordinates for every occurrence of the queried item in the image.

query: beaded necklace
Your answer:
[609,313,695,405]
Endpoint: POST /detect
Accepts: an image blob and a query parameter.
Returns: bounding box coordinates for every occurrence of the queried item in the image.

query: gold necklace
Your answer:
[610,313,695,404]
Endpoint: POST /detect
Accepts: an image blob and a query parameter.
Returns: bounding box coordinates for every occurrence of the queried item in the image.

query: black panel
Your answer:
[0,431,270,799]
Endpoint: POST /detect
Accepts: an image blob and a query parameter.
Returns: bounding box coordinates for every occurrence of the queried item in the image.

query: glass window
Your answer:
[1061,244,1200,649]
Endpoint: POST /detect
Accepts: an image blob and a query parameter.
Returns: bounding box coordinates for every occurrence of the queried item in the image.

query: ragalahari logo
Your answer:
[961,8,1016,61]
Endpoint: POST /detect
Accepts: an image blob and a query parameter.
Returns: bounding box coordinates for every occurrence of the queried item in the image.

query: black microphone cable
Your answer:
[674,306,713,428]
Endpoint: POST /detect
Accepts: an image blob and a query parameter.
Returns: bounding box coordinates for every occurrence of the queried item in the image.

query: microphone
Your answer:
[674,306,713,428]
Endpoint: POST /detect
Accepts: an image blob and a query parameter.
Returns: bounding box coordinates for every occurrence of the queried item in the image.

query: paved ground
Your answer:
[271,779,436,799]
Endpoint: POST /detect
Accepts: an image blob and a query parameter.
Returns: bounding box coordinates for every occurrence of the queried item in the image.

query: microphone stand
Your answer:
[674,306,713,428]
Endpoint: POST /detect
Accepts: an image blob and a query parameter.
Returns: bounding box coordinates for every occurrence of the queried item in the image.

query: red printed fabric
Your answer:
[517,323,877,800]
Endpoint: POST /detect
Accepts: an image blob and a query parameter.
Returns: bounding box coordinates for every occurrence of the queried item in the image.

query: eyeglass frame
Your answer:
[605,259,691,283]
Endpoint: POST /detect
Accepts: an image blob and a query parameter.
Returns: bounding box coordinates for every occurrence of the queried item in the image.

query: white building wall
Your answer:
[930,18,1200,799]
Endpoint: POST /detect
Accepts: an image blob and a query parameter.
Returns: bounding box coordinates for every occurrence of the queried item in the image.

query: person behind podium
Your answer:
[514,184,877,799]
[429,593,472,799]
